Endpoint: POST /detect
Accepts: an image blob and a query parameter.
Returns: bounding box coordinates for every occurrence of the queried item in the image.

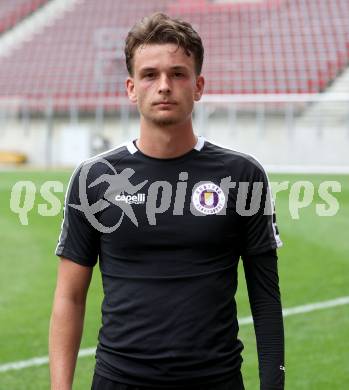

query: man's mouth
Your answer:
[153,101,176,105]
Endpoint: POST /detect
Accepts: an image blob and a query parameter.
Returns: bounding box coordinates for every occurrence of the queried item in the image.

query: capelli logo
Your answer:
[115,193,146,204]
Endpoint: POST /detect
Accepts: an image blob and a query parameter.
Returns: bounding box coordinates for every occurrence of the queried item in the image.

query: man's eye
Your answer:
[174,72,184,77]
[144,73,155,78]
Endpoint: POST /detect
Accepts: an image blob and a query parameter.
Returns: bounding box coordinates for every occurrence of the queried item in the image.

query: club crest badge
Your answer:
[192,182,226,214]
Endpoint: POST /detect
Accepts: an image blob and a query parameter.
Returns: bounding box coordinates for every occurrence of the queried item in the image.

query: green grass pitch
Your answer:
[0,170,348,389]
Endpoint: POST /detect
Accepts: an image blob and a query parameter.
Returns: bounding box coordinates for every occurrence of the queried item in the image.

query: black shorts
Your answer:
[91,372,245,390]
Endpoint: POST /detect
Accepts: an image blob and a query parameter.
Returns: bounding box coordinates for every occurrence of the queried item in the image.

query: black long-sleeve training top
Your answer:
[55,135,285,389]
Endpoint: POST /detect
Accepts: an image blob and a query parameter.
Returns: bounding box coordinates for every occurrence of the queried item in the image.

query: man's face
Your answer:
[126,43,204,127]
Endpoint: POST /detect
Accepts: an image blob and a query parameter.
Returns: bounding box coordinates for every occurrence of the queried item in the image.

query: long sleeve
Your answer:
[242,249,285,390]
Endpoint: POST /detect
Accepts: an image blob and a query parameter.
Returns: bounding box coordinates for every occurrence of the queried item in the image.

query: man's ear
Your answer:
[126,77,137,103]
[194,75,205,101]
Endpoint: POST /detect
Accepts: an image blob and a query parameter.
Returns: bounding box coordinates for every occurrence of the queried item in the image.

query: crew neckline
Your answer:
[126,135,205,164]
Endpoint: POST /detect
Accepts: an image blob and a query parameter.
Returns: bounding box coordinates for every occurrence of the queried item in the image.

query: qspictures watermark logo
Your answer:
[7,159,342,228]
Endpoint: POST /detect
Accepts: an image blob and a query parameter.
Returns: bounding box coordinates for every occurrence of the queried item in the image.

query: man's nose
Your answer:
[158,74,171,94]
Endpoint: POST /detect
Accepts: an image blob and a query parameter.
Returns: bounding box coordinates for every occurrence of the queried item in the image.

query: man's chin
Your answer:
[151,116,180,126]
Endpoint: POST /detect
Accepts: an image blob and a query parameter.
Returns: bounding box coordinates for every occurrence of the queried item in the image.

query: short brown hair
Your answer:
[124,12,204,76]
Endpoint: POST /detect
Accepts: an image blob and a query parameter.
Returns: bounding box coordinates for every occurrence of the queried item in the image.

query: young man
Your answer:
[49,12,285,390]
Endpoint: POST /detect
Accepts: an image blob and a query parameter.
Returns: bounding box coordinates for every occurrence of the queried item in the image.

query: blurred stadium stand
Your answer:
[0,0,348,169]
[0,0,348,106]
[0,0,48,34]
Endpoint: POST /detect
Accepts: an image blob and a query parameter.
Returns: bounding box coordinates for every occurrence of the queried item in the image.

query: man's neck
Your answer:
[136,121,198,159]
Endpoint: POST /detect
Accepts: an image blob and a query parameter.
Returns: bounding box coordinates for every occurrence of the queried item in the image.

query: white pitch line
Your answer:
[238,295,349,325]
[1,296,349,373]
[0,348,97,373]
